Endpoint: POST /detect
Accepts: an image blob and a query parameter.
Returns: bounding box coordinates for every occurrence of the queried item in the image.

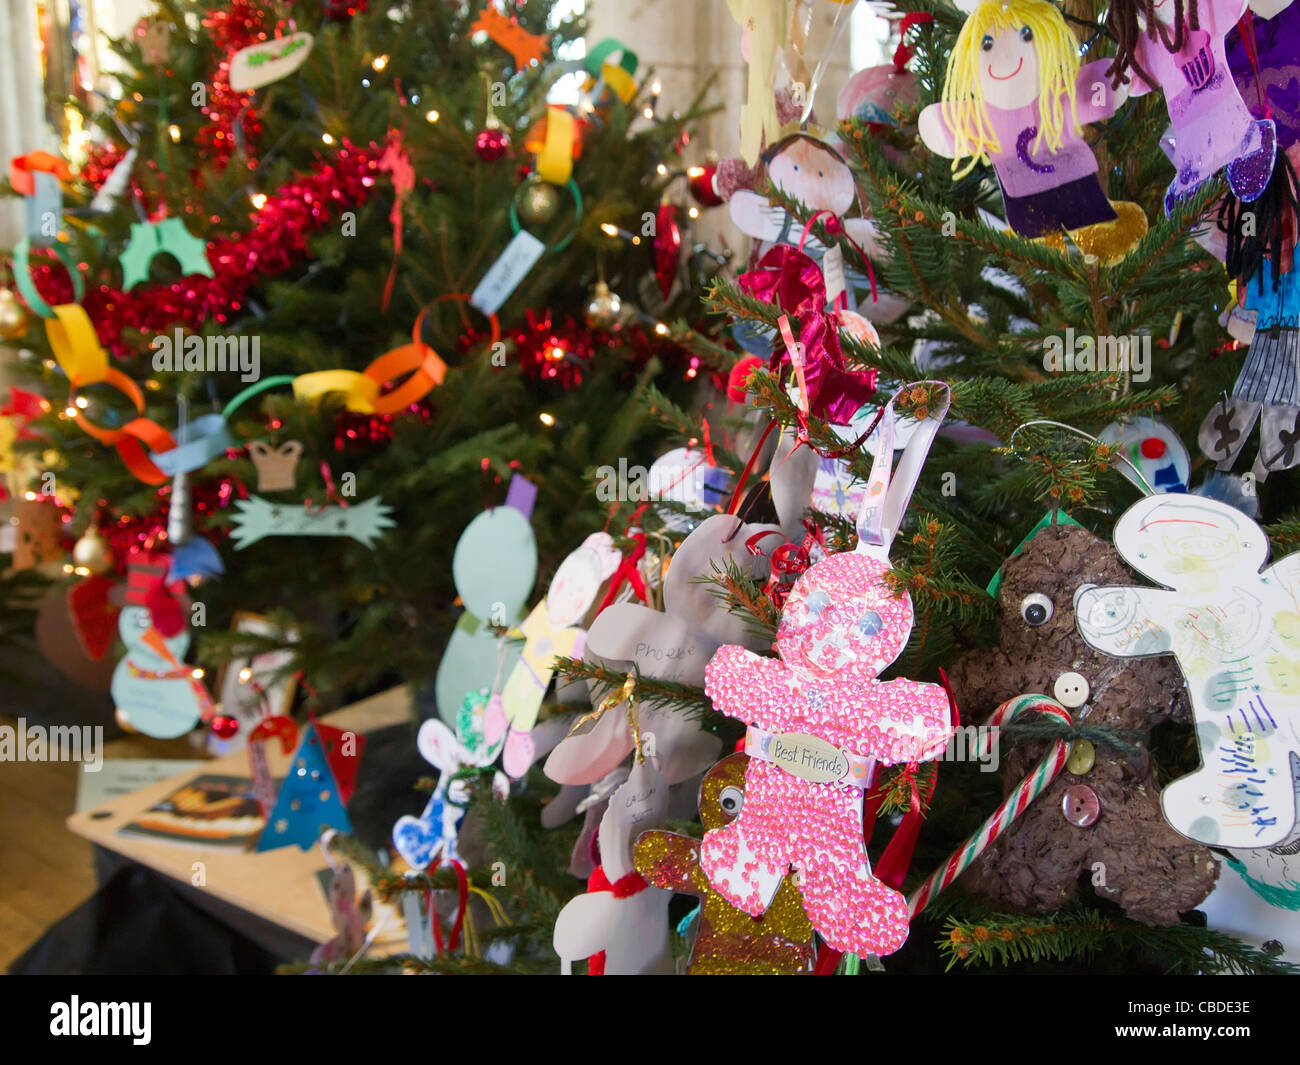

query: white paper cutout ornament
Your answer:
[1075,494,1300,849]
[552,750,673,975]
[229,32,314,92]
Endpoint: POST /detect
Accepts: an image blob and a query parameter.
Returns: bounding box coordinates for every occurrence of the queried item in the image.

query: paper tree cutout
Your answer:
[256,722,352,852]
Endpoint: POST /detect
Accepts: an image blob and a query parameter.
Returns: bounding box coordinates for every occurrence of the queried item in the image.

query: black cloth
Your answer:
[9,865,281,975]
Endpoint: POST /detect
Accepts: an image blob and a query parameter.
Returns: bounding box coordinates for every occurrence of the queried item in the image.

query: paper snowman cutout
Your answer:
[495,533,621,778]
[552,752,674,975]
[111,605,212,739]
[545,512,782,787]
[1098,417,1191,494]
[1075,494,1300,849]
[392,703,509,870]
[434,500,537,727]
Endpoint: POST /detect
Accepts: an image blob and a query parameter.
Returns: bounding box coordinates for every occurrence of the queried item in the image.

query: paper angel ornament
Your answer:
[699,384,953,957]
[1075,494,1300,849]
[553,752,674,974]
[635,752,815,974]
[920,0,1147,260]
[1106,0,1278,212]
[495,532,621,778]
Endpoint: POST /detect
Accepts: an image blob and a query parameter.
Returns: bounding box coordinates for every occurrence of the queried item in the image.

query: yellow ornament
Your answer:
[0,289,30,340]
[517,176,559,225]
[72,526,115,576]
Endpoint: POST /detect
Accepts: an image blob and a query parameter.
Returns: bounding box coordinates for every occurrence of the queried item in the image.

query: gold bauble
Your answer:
[0,289,30,340]
[583,281,622,331]
[72,526,115,576]
[518,177,560,225]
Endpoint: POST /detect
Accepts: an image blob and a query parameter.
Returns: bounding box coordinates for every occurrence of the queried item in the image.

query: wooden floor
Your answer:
[0,716,196,970]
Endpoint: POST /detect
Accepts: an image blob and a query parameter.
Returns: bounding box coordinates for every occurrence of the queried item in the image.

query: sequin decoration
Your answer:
[699,552,952,957]
[635,753,816,974]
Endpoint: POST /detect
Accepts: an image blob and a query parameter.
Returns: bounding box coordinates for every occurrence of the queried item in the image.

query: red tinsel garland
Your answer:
[501,310,693,390]
[198,0,270,170]
[19,142,381,357]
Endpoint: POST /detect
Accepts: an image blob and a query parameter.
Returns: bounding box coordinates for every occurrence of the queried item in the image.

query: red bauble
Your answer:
[475,128,511,163]
[687,164,724,207]
[211,715,240,739]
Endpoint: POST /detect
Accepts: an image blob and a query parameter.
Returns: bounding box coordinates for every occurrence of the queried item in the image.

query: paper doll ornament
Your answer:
[635,752,816,974]
[919,0,1147,260]
[553,752,674,974]
[947,520,1218,924]
[256,721,352,852]
[1075,494,1300,849]
[1106,0,1278,212]
[1196,263,1300,479]
[434,477,537,726]
[497,532,621,778]
[699,384,953,958]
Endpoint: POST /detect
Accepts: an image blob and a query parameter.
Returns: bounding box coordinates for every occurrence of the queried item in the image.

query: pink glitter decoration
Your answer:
[701,551,951,957]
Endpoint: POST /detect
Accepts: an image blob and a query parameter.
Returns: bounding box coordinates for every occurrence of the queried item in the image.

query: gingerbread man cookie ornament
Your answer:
[700,383,954,958]
[948,518,1218,923]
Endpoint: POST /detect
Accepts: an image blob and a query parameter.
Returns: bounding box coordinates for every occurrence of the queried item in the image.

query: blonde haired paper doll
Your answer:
[919,0,1147,261]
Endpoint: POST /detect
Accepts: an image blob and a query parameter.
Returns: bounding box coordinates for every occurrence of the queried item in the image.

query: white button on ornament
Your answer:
[1053,672,1090,708]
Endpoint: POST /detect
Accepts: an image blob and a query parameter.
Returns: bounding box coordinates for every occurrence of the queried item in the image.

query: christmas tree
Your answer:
[6,0,1300,977]
[325,0,1300,974]
[2,0,723,706]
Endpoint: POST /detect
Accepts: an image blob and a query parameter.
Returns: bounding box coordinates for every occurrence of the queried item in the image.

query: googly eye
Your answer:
[1020,26,1034,42]
[719,786,743,816]
[857,610,883,637]
[135,613,150,629]
[981,34,994,51]
[804,589,831,618]
[1020,592,1054,627]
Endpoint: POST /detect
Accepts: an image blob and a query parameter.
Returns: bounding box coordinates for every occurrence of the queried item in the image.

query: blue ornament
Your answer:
[256,722,351,852]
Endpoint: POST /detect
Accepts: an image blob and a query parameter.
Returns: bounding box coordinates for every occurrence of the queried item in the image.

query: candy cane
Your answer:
[907,694,1073,919]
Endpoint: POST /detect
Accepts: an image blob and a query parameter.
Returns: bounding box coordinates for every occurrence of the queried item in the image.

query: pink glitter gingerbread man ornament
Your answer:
[701,382,954,957]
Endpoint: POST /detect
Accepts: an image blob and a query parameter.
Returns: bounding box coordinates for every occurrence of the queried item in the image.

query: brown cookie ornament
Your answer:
[947,519,1219,925]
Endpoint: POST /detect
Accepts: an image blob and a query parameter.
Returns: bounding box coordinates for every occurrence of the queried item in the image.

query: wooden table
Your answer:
[66,686,415,959]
